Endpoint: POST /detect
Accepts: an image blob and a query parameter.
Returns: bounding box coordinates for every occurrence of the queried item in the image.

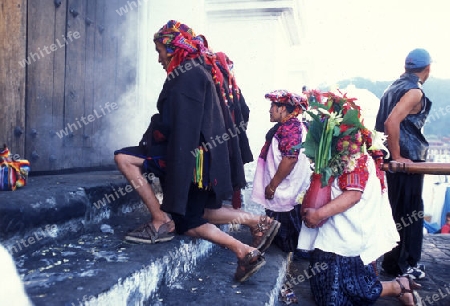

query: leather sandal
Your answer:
[396,276,421,305]
[251,216,280,252]
[234,249,266,282]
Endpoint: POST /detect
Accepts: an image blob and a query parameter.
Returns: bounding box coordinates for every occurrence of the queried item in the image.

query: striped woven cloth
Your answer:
[0,145,30,191]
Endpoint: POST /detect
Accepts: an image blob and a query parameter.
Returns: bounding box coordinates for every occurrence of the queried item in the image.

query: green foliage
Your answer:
[301,91,367,186]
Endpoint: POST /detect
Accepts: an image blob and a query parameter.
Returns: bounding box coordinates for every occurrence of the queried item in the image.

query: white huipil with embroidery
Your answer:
[297,156,399,265]
[251,123,312,213]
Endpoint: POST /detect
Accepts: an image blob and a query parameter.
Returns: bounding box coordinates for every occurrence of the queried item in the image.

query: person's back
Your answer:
[297,90,418,305]
[375,72,431,161]
[375,48,432,280]
[154,55,235,215]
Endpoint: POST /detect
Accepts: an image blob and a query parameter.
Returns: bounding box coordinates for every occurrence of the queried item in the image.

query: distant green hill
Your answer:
[337,77,450,138]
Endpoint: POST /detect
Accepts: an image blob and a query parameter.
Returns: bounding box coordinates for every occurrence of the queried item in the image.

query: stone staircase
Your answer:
[0,171,290,306]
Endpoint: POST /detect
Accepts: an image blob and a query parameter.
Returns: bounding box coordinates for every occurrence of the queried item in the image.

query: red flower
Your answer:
[312,90,323,103]
[349,143,360,155]
[361,128,372,147]
[340,124,352,133]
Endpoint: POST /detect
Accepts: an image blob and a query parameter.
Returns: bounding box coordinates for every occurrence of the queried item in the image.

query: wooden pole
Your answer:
[381,161,450,175]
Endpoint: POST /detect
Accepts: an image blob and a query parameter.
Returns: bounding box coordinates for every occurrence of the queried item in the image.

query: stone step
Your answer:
[1,171,288,305]
[13,208,287,305]
[0,171,142,251]
[156,229,288,306]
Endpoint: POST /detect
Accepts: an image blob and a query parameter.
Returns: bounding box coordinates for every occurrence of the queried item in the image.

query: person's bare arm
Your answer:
[302,190,362,227]
[384,89,423,162]
[265,156,297,199]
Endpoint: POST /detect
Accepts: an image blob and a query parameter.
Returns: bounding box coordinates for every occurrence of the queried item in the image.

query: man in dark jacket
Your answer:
[375,48,432,280]
[114,20,279,282]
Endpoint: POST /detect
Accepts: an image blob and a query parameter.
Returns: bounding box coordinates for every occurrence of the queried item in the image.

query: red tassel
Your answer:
[232,189,242,209]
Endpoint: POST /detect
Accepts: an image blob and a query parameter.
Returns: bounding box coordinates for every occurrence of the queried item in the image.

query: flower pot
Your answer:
[301,173,333,227]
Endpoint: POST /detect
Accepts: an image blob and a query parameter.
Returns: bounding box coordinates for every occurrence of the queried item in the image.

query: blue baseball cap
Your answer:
[405,48,431,69]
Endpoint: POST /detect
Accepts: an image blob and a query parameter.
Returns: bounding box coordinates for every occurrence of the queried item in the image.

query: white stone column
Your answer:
[204,0,308,155]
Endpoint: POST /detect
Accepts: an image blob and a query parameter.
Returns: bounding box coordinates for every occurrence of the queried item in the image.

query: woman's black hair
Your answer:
[272,102,296,114]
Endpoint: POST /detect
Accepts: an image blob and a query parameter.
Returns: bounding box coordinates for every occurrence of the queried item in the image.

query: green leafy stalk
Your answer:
[319,116,336,186]
[315,117,328,173]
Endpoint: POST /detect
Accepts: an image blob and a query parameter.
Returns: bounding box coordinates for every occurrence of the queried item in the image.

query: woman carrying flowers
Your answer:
[297,90,419,305]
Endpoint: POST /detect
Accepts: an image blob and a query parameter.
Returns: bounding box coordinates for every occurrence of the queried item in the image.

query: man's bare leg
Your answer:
[185,223,256,260]
[114,153,174,231]
[203,205,279,249]
[203,205,277,235]
[203,205,260,227]
[186,223,266,281]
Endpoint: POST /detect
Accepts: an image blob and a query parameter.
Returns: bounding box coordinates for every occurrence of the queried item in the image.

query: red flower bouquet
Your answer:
[301,89,388,186]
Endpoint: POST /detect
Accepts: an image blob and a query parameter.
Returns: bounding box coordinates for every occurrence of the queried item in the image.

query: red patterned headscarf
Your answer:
[153,20,205,74]
[153,21,241,120]
[265,90,308,121]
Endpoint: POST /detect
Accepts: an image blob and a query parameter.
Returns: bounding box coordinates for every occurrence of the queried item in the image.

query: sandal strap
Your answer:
[146,223,158,244]
[158,221,173,234]
[238,249,262,265]
[234,249,266,282]
[396,277,413,297]
[252,216,270,234]
[149,221,174,242]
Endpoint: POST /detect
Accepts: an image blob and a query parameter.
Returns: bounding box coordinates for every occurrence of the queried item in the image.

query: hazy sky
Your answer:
[142,0,450,85]
[302,0,450,84]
